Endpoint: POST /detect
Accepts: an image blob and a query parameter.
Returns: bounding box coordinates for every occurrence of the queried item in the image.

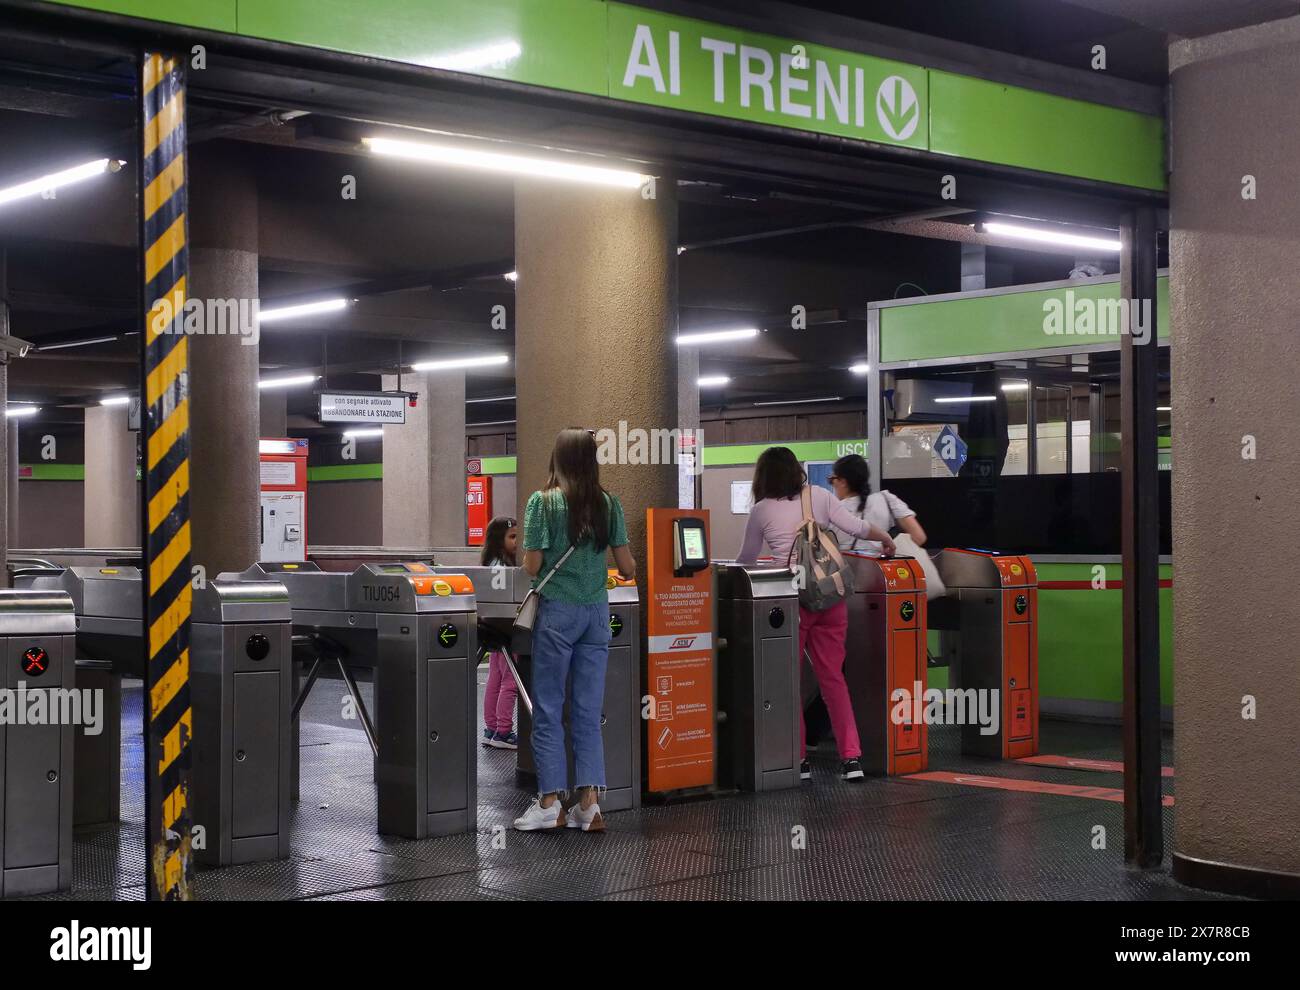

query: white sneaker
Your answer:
[565,801,606,832]
[513,797,566,831]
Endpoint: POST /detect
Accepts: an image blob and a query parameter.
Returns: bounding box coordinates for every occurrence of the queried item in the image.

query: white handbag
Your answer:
[511,544,575,653]
[894,532,945,601]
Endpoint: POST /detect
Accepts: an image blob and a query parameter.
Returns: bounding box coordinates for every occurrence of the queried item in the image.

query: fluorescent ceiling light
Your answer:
[343,428,384,439]
[411,353,510,372]
[421,40,522,72]
[1157,406,1172,412]
[697,376,730,387]
[259,298,350,323]
[469,419,517,427]
[983,221,1121,253]
[676,327,758,346]
[364,136,647,189]
[258,374,319,390]
[39,335,120,351]
[503,271,518,282]
[0,158,124,208]
[1001,381,1030,392]
[100,396,131,406]
[935,395,997,404]
[849,363,871,375]
[467,394,516,403]
[6,405,39,418]
[754,396,842,407]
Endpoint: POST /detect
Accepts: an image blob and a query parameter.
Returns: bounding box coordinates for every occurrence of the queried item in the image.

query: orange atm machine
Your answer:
[840,553,928,776]
[644,508,715,800]
[931,549,1039,760]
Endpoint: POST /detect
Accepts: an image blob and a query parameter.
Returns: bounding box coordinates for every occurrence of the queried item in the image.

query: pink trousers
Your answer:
[798,601,861,760]
[483,649,518,735]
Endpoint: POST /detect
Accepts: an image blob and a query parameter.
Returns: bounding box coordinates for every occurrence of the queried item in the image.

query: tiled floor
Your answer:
[21,673,1235,901]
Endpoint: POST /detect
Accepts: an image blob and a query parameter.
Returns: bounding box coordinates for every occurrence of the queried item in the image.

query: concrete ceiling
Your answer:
[1062,0,1300,38]
[0,3,1166,433]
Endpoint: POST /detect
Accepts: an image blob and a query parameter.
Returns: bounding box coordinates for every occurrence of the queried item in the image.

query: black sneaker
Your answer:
[799,760,812,781]
[840,759,865,781]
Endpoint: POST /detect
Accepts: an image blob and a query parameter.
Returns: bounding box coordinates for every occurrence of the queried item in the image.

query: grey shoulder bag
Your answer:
[512,544,576,654]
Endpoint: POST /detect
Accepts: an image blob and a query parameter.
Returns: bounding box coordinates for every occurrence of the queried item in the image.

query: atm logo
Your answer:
[648,632,713,654]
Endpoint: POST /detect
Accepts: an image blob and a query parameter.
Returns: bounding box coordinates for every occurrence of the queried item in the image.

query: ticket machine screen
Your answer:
[673,518,709,576]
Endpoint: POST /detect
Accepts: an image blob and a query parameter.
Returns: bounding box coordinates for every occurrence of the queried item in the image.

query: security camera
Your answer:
[0,336,34,361]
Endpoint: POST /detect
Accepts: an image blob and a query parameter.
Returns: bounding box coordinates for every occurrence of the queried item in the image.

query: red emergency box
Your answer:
[259,438,308,563]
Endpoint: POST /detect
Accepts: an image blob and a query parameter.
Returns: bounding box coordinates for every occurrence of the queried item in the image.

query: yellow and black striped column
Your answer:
[139,51,194,901]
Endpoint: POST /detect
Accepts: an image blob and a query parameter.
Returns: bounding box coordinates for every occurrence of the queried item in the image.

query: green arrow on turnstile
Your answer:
[438,623,458,647]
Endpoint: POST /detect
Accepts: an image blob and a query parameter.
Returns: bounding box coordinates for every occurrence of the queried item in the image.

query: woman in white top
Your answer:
[828,454,927,554]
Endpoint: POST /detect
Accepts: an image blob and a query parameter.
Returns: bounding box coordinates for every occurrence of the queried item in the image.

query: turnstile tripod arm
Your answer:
[503,651,533,718]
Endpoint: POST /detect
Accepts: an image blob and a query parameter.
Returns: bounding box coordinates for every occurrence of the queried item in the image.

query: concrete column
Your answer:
[0,248,10,585]
[381,371,466,547]
[188,145,261,575]
[7,421,17,550]
[1169,18,1300,896]
[84,405,139,546]
[514,179,678,574]
[259,390,287,438]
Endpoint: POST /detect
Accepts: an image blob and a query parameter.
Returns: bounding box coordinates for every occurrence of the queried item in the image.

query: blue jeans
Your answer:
[531,598,610,796]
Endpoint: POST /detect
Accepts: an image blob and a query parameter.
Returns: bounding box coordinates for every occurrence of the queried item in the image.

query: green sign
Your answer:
[607,3,928,149]
[39,0,1165,190]
[703,439,868,467]
[878,276,1171,365]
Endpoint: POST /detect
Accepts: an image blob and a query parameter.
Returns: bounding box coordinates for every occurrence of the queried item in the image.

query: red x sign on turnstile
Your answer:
[21,646,48,676]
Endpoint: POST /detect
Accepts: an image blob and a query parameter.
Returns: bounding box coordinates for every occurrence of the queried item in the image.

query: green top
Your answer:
[523,488,628,605]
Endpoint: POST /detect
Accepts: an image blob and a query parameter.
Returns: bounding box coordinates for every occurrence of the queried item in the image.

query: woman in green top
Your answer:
[512,428,636,833]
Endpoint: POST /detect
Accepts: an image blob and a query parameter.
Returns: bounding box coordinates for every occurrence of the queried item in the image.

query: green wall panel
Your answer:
[19,463,86,481]
[1035,562,1173,705]
[929,70,1166,191]
[880,275,1170,364]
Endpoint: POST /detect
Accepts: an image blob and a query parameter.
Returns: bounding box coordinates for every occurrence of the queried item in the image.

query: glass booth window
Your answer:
[878,350,1171,554]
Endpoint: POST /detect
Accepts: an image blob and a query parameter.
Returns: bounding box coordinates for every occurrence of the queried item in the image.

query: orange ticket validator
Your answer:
[644,508,715,796]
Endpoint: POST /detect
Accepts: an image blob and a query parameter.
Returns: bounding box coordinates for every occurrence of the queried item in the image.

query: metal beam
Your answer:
[1119,205,1162,867]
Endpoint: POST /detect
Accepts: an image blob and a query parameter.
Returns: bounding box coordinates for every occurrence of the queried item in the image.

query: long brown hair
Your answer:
[543,428,610,550]
[752,446,807,502]
[480,516,518,567]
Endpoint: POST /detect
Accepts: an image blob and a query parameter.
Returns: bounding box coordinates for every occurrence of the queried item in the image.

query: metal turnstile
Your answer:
[468,567,640,812]
[930,549,1039,759]
[190,578,293,867]
[243,561,478,838]
[714,564,801,792]
[0,590,76,898]
[842,553,928,776]
[14,565,140,826]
